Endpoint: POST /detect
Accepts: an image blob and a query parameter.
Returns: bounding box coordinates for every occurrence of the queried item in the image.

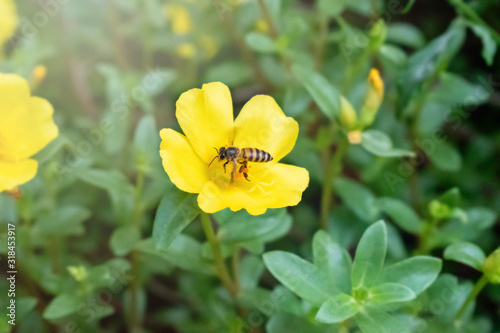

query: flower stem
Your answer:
[200,212,238,297]
[455,274,489,322]
[257,0,278,39]
[320,135,349,230]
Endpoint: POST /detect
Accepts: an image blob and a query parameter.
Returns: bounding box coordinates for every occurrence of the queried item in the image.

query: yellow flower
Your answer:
[0,73,58,192]
[359,68,384,128]
[0,0,18,48]
[164,5,193,35]
[159,82,309,215]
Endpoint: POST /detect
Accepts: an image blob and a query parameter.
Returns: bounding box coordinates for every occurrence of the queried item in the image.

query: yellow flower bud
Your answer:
[32,65,47,87]
[176,43,196,59]
[483,248,500,284]
[255,19,269,33]
[348,130,362,144]
[359,69,384,128]
[67,265,88,282]
[164,5,192,35]
[339,96,358,131]
[0,0,18,49]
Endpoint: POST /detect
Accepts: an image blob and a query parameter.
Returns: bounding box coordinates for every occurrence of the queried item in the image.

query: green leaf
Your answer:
[218,209,291,244]
[133,115,160,170]
[368,283,416,304]
[375,197,422,234]
[334,177,379,222]
[396,21,465,113]
[110,225,141,256]
[313,230,352,294]
[43,293,87,320]
[204,60,253,88]
[135,237,214,275]
[438,187,461,207]
[263,251,332,305]
[379,45,407,67]
[427,140,462,172]
[386,23,425,49]
[267,313,336,333]
[17,297,37,321]
[378,256,442,294]
[444,242,486,270]
[239,255,265,290]
[468,22,497,66]
[354,305,410,333]
[77,169,135,224]
[361,130,415,158]
[427,72,490,107]
[34,206,90,237]
[291,64,341,120]
[315,294,359,324]
[351,221,387,289]
[245,32,277,53]
[152,192,200,251]
[318,0,348,17]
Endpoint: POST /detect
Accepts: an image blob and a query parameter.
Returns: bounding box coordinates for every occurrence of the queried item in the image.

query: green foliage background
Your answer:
[1,0,500,332]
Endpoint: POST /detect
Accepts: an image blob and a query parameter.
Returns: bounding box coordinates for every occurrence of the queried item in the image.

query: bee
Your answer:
[209,146,273,182]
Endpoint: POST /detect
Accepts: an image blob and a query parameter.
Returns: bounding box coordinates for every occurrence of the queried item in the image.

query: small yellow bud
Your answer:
[483,248,500,284]
[176,43,196,59]
[359,69,384,128]
[33,65,47,84]
[348,130,362,144]
[67,265,88,282]
[339,96,358,131]
[199,35,219,60]
[255,19,269,33]
[164,5,192,35]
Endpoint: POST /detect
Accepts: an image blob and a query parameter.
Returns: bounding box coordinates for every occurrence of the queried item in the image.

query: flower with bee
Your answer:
[159,82,309,215]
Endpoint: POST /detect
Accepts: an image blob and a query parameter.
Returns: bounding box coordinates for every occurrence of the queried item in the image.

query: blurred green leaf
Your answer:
[351,221,387,289]
[361,130,415,158]
[43,293,87,320]
[245,32,277,53]
[204,60,253,88]
[438,187,461,207]
[316,293,359,324]
[239,255,265,290]
[110,225,141,256]
[468,22,497,66]
[375,197,422,234]
[377,256,442,294]
[267,312,337,333]
[263,251,332,306]
[133,115,160,171]
[444,242,486,270]
[368,282,416,304]
[77,168,135,224]
[34,206,91,237]
[427,140,462,172]
[354,305,409,333]
[152,191,200,251]
[313,230,352,294]
[334,177,378,222]
[396,21,465,113]
[386,23,425,49]
[318,0,348,17]
[291,64,341,120]
[218,209,291,244]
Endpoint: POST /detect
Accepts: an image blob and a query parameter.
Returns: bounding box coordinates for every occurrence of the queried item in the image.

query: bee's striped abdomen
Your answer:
[242,148,273,162]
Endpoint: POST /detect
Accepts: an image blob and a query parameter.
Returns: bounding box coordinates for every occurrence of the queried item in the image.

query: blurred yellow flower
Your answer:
[159,82,309,215]
[176,43,196,59]
[0,0,18,48]
[255,19,269,33]
[164,5,193,35]
[199,35,219,60]
[0,74,58,192]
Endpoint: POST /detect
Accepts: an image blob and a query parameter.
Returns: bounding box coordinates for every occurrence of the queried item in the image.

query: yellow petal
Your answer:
[197,180,268,216]
[0,0,18,46]
[197,163,309,215]
[0,73,30,112]
[159,128,209,193]
[233,95,298,163]
[0,158,37,192]
[175,82,234,164]
[0,96,58,162]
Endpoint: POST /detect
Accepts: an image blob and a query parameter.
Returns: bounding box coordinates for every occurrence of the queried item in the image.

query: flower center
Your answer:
[208,159,249,187]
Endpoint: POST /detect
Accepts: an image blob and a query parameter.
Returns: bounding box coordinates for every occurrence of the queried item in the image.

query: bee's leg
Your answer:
[239,161,250,182]
[231,160,237,182]
[223,161,229,173]
[243,172,250,182]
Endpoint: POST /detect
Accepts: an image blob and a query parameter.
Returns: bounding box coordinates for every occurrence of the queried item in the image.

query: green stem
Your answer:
[232,246,241,292]
[320,134,350,231]
[314,15,329,71]
[455,275,489,322]
[200,212,238,297]
[257,0,278,39]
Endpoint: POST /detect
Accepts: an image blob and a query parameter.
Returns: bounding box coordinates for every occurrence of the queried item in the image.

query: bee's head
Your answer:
[218,147,227,159]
